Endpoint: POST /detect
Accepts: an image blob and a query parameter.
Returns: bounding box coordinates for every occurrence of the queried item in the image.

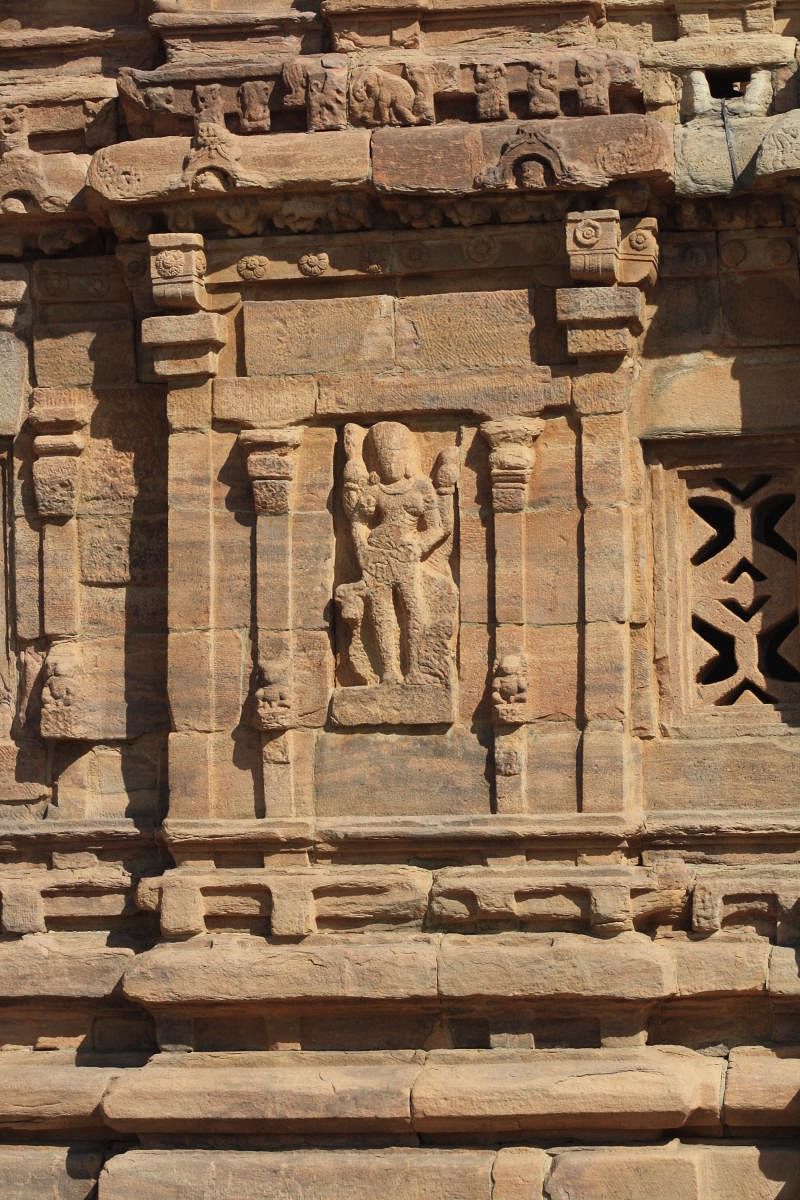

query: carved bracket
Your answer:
[566,210,658,288]
[150,232,210,311]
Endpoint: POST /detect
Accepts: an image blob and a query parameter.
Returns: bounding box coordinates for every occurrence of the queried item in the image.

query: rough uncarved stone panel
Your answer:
[411,1048,723,1133]
[99,1148,496,1200]
[548,1146,701,1200]
[644,739,800,810]
[702,1143,800,1199]
[0,1060,114,1131]
[103,1059,418,1133]
[725,1048,800,1126]
[122,937,439,1005]
[243,297,394,377]
[0,938,132,999]
[33,323,137,389]
[438,933,676,1001]
[314,730,491,817]
[634,354,800,438]
[395,291,533,371]
[672,937,769,997]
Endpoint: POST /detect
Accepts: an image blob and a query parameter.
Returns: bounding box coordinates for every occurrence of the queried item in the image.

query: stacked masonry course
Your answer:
[0,0,799,1195]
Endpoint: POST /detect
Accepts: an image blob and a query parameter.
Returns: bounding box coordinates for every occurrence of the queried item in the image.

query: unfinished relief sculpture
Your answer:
[333,422,459,726]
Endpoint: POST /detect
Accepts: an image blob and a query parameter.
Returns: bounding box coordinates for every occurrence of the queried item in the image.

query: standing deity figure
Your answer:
[333,422,459,725]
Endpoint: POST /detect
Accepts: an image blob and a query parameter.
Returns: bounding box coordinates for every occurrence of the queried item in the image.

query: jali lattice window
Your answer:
[651,445,799,735]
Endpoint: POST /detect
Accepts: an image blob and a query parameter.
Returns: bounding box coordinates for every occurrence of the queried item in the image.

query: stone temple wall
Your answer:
[0,0,798,1195]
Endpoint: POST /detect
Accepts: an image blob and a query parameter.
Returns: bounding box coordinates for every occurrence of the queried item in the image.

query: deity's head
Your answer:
[364,422,416,484]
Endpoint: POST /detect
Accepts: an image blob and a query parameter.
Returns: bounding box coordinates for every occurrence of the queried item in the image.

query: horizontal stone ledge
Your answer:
[0,1144,102,1200]
[372,115,673,195]
[86,130,372,207]
[412,1047,723,1133]
[0,1058,116,1132]
[98,1047,722,1135]
[103,1055,419,1134]
[213,368,571,429]
[161,813,637,857]
[94,1142,800,1200]
[644,810,800,841]
[639,33,796,70]
[439,933,677,1001]
[122,936,441,1005]
[312,812,636,846]
[0,937,133,999]
[99,1146,542,1200]
[120,932,771,1007]
[547,1141,800,1200]
[317,369,569,419]
[206,224,567,287]
[725,1048,800,1127]
[0,818,156,845]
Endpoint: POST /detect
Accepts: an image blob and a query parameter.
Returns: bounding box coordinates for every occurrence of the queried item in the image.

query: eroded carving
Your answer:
[349,67,433,128]
[333,422,459,725]
[475,64,511,121]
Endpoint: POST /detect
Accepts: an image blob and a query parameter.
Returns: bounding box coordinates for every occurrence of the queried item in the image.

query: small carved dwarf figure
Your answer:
[475,64,511,121]
[307,70,347,131]
[40,643,83,738]
[336,422,458,689]
[254,661,292,730]
[527,59,560,118]
[492,652,529,721]
[239,80,273,133]
[575,58,611,115]
[0,105,29,156]
[193,83,227,128]
[184,83,241,189]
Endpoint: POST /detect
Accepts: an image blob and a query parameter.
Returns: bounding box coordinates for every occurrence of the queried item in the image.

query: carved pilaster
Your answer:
[28,390,90,740]
[0,265,29,436]
[239,428,304,816]
[240,428,303,731]
[559,208,659,815]
[138,233,231,819]
[480,417,543,813]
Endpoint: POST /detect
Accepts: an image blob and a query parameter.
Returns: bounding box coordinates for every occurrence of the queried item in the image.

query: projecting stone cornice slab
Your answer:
[86,128,372,209]
[85,114,673,231]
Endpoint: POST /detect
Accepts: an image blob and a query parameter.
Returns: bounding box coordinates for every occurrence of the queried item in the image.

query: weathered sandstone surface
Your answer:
[0,0,797,1194]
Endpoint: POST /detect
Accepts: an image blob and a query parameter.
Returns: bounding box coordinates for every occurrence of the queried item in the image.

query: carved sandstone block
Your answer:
[411,1047,723,1133]
[99,1149,496,1200]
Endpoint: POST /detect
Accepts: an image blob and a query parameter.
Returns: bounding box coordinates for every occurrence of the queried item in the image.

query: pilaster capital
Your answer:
[480,417,544,513]
[28,389,91,519]
[239,427,304,515]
